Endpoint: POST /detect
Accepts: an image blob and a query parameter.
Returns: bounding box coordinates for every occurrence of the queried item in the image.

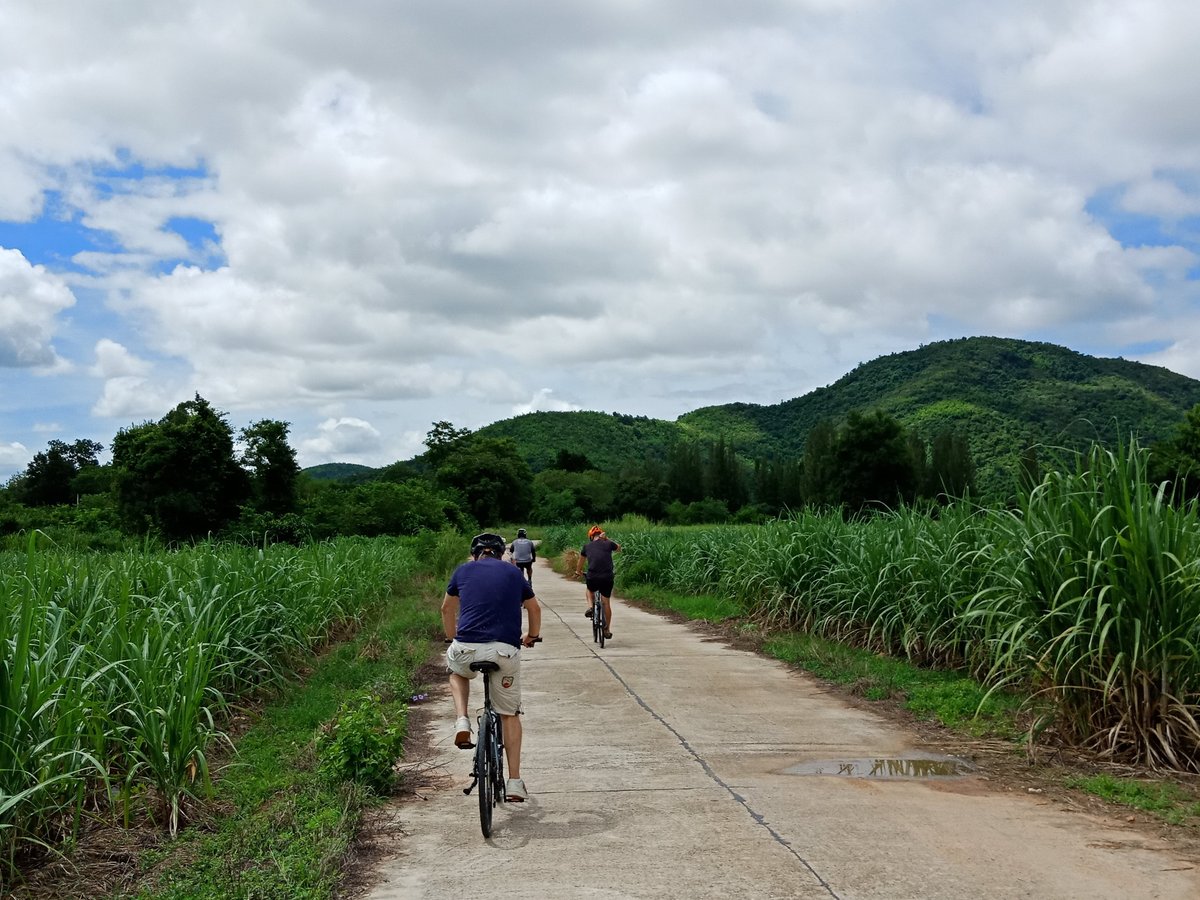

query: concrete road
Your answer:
[364,562,1200,900]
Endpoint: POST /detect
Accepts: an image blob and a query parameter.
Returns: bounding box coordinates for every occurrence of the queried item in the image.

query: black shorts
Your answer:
[585,574,614,597]
[516,561,533,572]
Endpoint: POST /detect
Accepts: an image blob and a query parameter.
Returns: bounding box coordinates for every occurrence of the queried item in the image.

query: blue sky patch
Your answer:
[0,191,119,270]
[1087,188,1177,249]
[165,216,218,249]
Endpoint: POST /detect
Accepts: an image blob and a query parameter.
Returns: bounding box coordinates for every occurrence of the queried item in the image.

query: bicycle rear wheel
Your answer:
[491,711,506,806]
[476,713,494,837]
[596,593,606,648]
[592,592,602,645]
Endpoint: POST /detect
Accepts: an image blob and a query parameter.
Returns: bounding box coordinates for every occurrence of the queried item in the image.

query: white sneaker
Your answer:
[505,777,528,802]
[454,716,473,749]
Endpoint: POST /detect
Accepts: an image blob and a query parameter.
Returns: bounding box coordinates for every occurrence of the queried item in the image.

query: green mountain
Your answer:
[477,411,681,472]
[302,462,378,482]
[478,337,1200,497]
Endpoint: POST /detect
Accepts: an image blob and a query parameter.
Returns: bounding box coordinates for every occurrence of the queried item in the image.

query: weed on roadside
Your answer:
[1065,774,1200,826]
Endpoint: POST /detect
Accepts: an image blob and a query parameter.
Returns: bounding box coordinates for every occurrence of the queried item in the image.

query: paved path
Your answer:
[365,562,1200,899]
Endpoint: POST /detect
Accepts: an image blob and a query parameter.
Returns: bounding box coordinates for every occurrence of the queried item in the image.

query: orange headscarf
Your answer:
[588,525,603,539]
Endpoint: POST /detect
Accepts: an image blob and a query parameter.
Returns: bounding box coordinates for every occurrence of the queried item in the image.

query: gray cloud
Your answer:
[0,0,1198,475]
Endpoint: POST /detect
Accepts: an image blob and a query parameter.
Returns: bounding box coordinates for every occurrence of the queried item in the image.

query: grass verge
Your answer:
[117,580,441,900]
[617,583,743,623]
[762,632,1025,738]
[1064,774,1200,826]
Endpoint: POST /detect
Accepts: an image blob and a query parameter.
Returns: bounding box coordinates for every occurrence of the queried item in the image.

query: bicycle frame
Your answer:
[463,663,505,837]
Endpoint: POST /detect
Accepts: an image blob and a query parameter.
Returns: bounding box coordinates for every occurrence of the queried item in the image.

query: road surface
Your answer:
[363,561,1200,899]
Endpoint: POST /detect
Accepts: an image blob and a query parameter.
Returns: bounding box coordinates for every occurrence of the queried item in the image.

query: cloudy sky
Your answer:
[2,0,1199,479]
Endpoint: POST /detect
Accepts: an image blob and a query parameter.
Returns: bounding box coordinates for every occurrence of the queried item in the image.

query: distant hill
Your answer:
[302,462,378,482]
[317,337,1200,500]
[677,337,1200,495]
[477,411,681,472]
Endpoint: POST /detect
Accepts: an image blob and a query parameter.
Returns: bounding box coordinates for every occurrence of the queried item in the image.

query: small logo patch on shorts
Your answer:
[502,676,514,689]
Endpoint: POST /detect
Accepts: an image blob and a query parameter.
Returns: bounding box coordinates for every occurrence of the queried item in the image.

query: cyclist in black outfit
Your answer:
[575,525,620,639]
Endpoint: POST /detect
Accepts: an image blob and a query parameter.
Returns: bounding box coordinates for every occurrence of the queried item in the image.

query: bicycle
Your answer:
[462,639,540,837]
[591,587,606,648]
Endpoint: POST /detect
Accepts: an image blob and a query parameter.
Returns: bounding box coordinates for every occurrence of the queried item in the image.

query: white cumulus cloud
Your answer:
[0,247,74,368]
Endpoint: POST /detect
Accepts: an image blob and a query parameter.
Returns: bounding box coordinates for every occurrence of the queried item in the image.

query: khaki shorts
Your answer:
[446,641,522,716]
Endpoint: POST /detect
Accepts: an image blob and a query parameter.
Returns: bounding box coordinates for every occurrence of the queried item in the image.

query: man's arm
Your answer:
[522,597,542,646]
[441,593,460,641]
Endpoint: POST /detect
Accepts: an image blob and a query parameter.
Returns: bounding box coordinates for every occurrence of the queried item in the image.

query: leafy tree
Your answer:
[733,503,771,524]
[529,487,582,524]
[707,435,747,510]
[666,441,705,504]
[434,435,533,525]
[240,419,301,515]
[1150,403,1200,503]
[376,460,421,483]
[665,498,730,525]
[834,410,917,514]
[801,420,839,508]
[302,480,465,539]
[929,430,976,501]
[70,462,114,499]
[1017,445,1042,495]
[20,439,104,506]
[423,421,473,469]
[110,395,249,541]
[552,449,595,472]
[531,469,615,522]
[907,433,929,499]
[754,457,803,515]
[614,468,668,520]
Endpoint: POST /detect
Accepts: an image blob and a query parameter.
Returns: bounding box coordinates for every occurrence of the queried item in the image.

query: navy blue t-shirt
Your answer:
[446,556,535,647]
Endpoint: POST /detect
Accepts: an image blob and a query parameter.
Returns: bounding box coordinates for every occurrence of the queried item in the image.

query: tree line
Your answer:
[5,394,1200,548]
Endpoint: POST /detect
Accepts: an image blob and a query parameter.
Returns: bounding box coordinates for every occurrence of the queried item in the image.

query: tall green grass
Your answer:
[611,441,1200,771]
[0,534,423,883]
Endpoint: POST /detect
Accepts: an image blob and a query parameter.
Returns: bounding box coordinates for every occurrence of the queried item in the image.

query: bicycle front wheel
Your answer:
[476,714,494,837]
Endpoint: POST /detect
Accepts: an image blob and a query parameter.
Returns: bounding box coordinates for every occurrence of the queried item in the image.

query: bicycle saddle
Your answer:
[469,660,500,673]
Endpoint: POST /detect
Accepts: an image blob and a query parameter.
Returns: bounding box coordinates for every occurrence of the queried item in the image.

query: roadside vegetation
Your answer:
[567,441,1200,775]
[116,558,447,900]
[1,531,462,897]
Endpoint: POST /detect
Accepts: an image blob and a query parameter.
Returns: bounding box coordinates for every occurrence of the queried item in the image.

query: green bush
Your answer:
[315,695,405,795]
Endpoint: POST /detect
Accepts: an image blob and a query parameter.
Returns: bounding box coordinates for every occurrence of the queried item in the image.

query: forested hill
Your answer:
[471,337,1200,492]
[309,337,1200,496]
[476,411,681,473]
[303,462,378,482]
[678,336,1200,491]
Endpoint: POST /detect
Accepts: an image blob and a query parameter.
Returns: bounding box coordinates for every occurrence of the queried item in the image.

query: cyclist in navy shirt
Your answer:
[442,533,541,802]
